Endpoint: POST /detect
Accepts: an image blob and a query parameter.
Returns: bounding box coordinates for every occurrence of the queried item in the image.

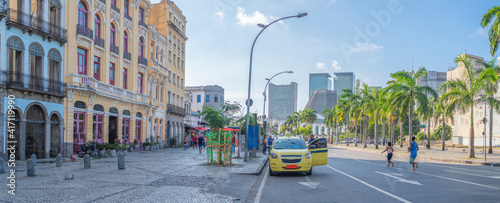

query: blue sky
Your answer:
[152,0,497,115]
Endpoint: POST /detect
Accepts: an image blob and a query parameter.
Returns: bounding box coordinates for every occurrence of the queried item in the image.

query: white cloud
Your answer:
[469,27,487,38]
[236,7,274,26]
[351,43,383,54]
[215,11,224,19]
[331,60,341,71]
[316,62,326,69]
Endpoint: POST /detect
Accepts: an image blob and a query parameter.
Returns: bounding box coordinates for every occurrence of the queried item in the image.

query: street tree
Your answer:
[441,55,499,158]
[480,5,500,56]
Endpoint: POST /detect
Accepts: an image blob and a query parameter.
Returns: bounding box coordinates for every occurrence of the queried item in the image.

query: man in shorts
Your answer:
[408,136,419,172]
[198,135,205,154]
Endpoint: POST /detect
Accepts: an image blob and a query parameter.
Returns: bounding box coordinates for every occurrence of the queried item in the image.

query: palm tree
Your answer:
[434,95,453,151]
[417,97,435,149]
[337,99,350,145]
[301,108,318,126]
[479,60,500,154]
[441,55,499,158]
[322,107,337,144]
[384,67,438,142]
[341,89,362,147]
[368,88,383,149]
[481,6,500,56]
[359,83,373,148]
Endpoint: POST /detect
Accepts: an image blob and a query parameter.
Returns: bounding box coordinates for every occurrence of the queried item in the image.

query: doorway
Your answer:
[109,116,117,144]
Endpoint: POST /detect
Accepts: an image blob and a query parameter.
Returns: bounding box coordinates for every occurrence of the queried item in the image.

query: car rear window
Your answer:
[273,139,306,149]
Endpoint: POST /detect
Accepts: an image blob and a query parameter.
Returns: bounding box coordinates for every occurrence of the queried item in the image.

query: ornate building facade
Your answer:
[63,0,187,154]
[1,0,67,160]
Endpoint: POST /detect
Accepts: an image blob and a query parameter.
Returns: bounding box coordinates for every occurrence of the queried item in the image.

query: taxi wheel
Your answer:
[306,167,312,176]
[269,166,275,176]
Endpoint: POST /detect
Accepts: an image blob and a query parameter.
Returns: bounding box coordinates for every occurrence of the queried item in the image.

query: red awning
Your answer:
[196,127,208,131]
[223,128,239,132]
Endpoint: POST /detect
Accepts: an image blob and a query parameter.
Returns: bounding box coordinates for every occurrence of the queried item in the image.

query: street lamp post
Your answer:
[244,13,307,162]
[263,71,293,139]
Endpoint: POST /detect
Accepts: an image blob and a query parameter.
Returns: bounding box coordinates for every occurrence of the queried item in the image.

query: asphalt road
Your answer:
[244,147,500,203]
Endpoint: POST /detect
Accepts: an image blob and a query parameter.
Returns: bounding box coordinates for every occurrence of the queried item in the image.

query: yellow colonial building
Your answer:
[63,0,187,155]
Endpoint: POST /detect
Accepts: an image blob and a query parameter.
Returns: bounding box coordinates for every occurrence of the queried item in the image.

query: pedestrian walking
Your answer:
[183,136,188,150]
[408,136,419,172]
[267,135,274,155]
[232,134,236,153]
[193,136,198,149]
[381,142,394,167]
[198,135,205,154]
[262,136,267,155]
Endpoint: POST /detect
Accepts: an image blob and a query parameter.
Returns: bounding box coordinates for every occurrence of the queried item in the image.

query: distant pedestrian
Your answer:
[183,136,188,150]
[381,142,394,167]
[267,136,274,154]
[193,136,198,149]
[232,134,236,153]
[198,135,205,154]
[408,136,419,172]
[308,134,315,144]
[262,136,267,155]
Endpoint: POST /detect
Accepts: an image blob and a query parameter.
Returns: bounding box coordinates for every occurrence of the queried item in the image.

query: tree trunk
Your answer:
[409,95,413,140]
[363,118,368,148]
[335,123,339,145]
[427,117,431,149]
[488,106,493,154]
[375,119,379,149]
[399,121,403,148]
[346,117,350,146]
[390,116,394,144]
[382,122,386,146]
[441,115,445,151]
[355,118,358,147]
[468,106,475,158]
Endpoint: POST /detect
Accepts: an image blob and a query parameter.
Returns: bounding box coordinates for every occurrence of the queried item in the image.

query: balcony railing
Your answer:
[138,56,147,66]
[2,71,66,97]
[110,44,119,55]
[111,4,120,13]
[77,24,94,40]
[167,20,187,40]
[124,15,132,22]
[6,9,67,43]
[94,36,104,48]
[139,21,148,29]
[0,2,7,20]
[167,104,186,116]
[124,51,131,61]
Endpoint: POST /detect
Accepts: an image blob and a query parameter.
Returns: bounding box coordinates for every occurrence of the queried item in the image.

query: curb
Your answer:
[333,145,500,167]
[236,156,269,175]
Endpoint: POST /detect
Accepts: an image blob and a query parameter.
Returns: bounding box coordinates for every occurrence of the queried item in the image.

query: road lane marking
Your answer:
[298,176,320,189]
[325,165,412,203]
[424,163,500,174]
[254,166,269,203]
[444,170,500,179]
[375,171,422,185]
[354,159,500,190]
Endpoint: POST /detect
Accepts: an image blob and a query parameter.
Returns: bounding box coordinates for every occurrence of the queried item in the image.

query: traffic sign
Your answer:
[246,99,253,107]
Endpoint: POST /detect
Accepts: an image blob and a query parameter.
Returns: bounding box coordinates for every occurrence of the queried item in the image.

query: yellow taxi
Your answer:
[268,136,328,176]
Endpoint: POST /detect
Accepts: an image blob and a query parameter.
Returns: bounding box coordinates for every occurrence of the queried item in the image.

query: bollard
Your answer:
[0,159,5,174]
[56,154,63,167]
[31,154,37,166]
[84,154,91,169]
[118,152,125,170]
[27,159,35,177]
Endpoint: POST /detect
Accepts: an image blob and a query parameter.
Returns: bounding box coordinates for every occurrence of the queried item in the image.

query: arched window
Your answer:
[124,0,129,17]
[110,24,116,45]
[94,14,101,38]
[49,0,62,32]
[48,49,62,84]
[7,37,24,80]
[78,2,88,26]
[29,43,44,90]
[123,31,128,52]
[139,7,144,23]
[139,37,144,57]
[155,46,159,61]
[77,48,87,75]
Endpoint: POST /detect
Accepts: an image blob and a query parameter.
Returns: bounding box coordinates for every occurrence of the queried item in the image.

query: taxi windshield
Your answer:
[273,139,306,149]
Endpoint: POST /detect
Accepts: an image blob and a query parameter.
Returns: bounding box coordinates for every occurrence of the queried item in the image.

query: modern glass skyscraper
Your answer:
[334,72,356,102]
[309,73,332,98]
[269,82,298,121]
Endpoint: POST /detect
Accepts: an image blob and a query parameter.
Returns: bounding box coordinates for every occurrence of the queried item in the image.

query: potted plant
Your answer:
[109,143,119,157]
[98,143,106,157]
[122,144,129,155]
[170,137,176,148]
[148,142,154,151]
[142,142,150,151]
[133,139,139,151]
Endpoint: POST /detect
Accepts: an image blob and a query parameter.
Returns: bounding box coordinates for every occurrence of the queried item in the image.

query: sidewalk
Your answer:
[331,143,500,167]
[0,146,268,202]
